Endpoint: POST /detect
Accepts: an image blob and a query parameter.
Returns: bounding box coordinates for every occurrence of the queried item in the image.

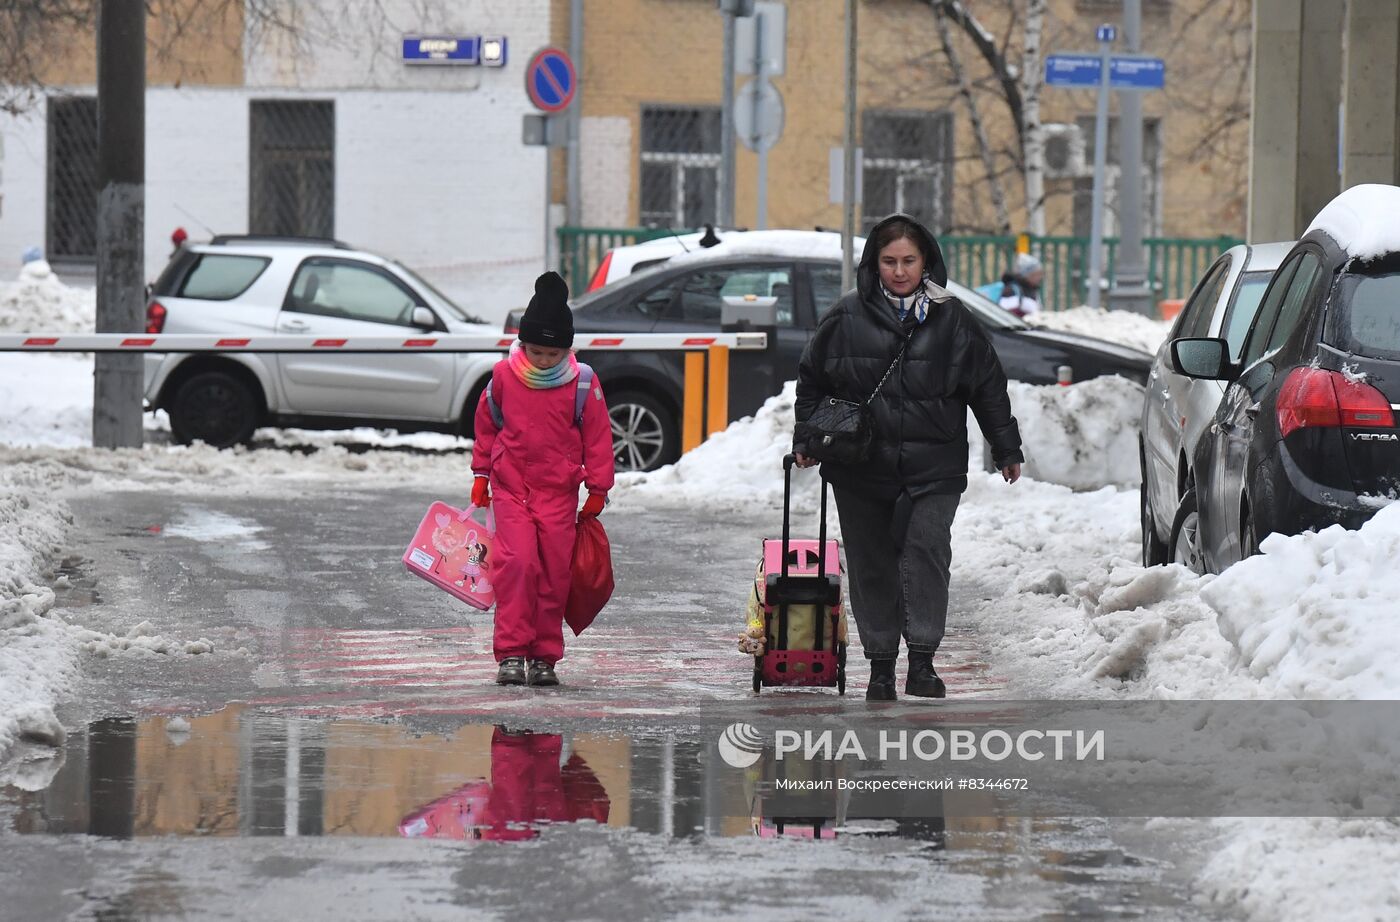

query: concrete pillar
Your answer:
[1295,0,1342,231]
[1248,0,1303,243]
[1341,0,1400,188]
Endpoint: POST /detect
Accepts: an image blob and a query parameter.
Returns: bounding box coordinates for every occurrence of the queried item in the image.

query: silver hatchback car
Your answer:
[143,236,501,447]
[1139,241,1293,567]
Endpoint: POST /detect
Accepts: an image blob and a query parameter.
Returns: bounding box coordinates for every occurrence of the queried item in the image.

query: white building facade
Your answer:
[0,0,554,322]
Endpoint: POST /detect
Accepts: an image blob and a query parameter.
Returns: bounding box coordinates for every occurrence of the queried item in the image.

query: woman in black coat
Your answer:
[794,214,1024,701]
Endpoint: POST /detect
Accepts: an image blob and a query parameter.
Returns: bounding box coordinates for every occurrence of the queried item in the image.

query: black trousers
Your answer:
[833,486,960,661]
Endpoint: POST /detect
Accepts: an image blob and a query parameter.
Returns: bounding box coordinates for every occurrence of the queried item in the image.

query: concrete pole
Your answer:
[1109,0,1154,316]
[1086,31,1113,311]
[566,0,583,226]
[1247,0,1304,243]
[720,11,737,228]
[840,0,858,293]
[93,0,145,450]
[753,13,768,229]
[1341,0,1400,189]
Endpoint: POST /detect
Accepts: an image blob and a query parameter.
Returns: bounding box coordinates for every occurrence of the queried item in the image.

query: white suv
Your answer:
[144,236,500,447]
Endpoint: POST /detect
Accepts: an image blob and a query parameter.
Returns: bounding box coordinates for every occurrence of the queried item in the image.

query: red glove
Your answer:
[580,493,606,519]
[471,477,491,509]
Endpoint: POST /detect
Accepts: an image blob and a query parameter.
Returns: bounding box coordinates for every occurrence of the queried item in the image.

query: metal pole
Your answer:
[545,144,554,271]
[93,0,145,450]
[754,13,768,229]
[1110,0,1153,315]
[566,0,583,226]
[1086,30,1113,311]
[840,0,858,293]
[721,11,737,228]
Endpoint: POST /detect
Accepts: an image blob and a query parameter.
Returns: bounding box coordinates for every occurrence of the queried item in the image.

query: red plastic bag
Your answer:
[565,517,614,636]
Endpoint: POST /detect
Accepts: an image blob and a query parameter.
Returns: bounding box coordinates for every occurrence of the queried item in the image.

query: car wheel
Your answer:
[1140,457,1168,567]
[1168,489,1205,575]
[169,371,260,448]
[609,390,678,473]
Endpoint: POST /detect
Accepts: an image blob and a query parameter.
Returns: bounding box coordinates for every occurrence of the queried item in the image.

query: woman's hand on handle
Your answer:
[1001,463,1021,484]
[793,452,820,469]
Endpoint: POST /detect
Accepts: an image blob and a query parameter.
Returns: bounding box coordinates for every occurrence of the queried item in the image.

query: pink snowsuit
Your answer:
[471,361,614,664]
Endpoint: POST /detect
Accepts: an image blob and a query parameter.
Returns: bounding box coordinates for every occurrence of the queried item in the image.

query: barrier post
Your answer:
[683,351,706,453]
[706,345,729,440]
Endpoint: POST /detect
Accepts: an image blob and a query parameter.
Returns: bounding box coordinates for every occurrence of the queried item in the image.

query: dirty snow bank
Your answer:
[0,260,95,335]
[614,376,1145,510]
[1027,306,1172,355]
[0,462,82,766]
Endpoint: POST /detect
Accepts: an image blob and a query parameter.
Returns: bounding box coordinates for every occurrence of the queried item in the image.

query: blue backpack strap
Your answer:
[574,364,595,427]
[485,365,505,430]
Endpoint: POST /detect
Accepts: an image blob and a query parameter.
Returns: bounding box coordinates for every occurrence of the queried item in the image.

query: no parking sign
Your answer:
[525,47,576,113]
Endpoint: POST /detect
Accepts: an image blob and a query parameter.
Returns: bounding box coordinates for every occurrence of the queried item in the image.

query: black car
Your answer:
[510,252,1153,472]
[1167,222,1400,574]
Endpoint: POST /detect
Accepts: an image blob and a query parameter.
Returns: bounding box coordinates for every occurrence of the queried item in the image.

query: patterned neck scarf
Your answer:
[509,340,579,389]
[881,275,933,324]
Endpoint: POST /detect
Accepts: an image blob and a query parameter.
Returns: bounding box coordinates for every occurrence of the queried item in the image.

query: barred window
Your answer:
[639,106,722,229]
[861,109,954,235]
[250,100,335,238]
[47,95,99,261]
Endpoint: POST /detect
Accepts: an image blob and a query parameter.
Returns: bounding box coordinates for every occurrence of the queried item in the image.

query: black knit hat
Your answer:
[518,271,574,349]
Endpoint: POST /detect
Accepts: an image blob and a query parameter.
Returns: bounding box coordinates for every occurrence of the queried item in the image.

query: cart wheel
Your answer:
[752,659,763,694]
[837,644,847,696]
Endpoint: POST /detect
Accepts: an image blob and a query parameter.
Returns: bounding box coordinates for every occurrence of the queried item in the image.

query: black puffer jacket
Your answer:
[794,215,1024,496]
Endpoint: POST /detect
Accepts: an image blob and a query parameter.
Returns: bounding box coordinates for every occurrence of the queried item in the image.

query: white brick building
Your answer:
[0,0,555,322]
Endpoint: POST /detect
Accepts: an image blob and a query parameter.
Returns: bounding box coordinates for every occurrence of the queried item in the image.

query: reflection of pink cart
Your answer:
[403,502,496,610]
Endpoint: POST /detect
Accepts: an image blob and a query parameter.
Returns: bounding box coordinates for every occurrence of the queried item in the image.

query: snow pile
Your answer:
[614,381,823,511]
[0,353,98,448]
[0,260,96,334]
[1027,306,1172,355]
[1200,504,1400,698]
[71,619,216,658]
[0,461,83,765]
[1003,376,1144,490]
[1304,183,1400,261]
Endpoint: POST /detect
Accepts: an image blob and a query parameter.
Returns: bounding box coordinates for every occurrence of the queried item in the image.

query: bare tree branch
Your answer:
[934,4,1010,233]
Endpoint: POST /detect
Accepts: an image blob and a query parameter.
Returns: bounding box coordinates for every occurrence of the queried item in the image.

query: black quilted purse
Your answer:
[799,330,913,465]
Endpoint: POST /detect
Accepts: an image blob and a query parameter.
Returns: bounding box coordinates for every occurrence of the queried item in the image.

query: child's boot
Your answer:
[527,659,559,687]
[496,656,526,686]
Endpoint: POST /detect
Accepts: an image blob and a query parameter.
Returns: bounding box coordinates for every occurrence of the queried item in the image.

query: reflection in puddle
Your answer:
[0,707,1208,917]
[48,555,103,608]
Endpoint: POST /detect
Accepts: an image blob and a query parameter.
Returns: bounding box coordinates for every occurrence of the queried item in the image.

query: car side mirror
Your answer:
[1170,337,1236,381]
[411,306,438,330]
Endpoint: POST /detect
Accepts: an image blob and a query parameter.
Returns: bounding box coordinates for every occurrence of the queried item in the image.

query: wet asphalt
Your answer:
[0,486,1236,921]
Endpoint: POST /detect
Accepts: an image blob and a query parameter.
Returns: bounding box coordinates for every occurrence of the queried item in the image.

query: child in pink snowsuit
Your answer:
[470,271,614,688]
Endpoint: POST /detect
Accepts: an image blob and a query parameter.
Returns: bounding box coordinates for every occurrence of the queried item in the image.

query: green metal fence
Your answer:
[557,226,1244,313]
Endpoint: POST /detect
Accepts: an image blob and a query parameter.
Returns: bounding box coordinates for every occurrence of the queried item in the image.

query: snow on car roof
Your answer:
[1304,184,1400,261]
[667,230,866,266]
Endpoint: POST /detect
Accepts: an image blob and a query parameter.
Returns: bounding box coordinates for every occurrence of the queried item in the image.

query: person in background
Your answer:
[978,252,1044,319]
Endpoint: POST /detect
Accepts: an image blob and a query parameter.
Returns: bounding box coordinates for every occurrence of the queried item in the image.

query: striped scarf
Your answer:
[509,340,579,389]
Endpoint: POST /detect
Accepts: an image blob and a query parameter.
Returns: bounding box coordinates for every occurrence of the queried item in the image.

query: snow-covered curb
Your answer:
[1026,305,1172,356]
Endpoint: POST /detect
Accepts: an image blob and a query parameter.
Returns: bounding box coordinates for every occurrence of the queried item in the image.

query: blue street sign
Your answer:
[403,35,480,65]
[1045,54,1166,90]
[1096,25,1117,43]
[1045,54,1102,87]
[526,47,576,113]
[1111,55,1166,89]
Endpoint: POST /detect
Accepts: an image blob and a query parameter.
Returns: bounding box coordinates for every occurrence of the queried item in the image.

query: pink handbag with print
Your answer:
[403,502,496,611]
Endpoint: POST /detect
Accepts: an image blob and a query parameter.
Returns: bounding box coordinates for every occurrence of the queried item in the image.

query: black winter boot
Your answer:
[527,659,559,687]
[905,652,946,698]
[866,658,897,701]
[496,656,526,686]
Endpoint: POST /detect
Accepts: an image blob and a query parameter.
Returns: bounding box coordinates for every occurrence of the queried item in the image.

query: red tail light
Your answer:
[145,300,167,334]
[1276,367,1395,439]
[586,251,614,292]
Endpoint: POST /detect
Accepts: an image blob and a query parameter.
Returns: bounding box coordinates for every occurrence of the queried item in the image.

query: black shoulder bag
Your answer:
[798,328,914,465]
